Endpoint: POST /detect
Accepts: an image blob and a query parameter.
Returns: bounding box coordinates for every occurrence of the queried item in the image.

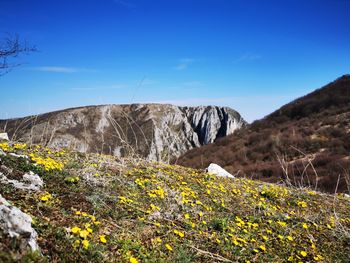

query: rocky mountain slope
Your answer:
[0,104,245,162]
[1,140,349,262]
[178,75,350,193]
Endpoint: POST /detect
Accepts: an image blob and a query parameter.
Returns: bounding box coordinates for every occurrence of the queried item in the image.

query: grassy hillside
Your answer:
[177,75,350,193]
[0,140,349,262]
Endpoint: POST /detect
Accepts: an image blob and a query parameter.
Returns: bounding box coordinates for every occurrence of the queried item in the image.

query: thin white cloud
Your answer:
[235,53,262,62]
[31,66,97,73]
[174,58,194,70]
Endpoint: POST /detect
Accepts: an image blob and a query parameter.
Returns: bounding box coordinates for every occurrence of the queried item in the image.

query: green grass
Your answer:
[0,141,350,262]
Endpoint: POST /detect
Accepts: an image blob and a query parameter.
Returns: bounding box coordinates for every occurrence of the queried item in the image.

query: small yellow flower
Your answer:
[314,255,323,261]
[99,235,107,243]
[40,193,52,202]
[174,230,185,238]
[129,257,139,263]
[287,236,293,241]
[302,223,308,229]
[259,245,266,252]
[71,226,81,234]
[155,237,162,243]
[300,251,307,257]
[79,230,89,239]
[277,221,287,227]
[82,239,89,250]
[73,239,81,248]
[165,243,173,251]
[129,257,138,263]
[184,214,190,219]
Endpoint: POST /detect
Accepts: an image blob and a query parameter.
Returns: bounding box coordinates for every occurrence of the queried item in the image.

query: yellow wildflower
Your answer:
[129,257,138,263]
[71,226,81,234]
[277,221,287,227]
[79,230,89,239]
[165,243,173,251]
[314,255,323,261]
[300,251,307,257]
[99,235,107,243]
[73,239,80,248]
[174,230,185,238]
[259,245,266,252]
[82,239,89,249]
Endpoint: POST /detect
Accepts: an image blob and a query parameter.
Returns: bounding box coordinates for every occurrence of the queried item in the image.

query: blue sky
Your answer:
[0,0,349,122]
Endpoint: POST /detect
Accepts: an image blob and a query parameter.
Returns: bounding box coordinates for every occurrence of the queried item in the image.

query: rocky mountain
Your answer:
[0,104,246,161]
[177,75,350,193]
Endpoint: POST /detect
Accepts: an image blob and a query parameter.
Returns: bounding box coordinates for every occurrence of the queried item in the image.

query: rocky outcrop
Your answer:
[0,171,43,192]
[0,104,246,161]
[0,194,40,252]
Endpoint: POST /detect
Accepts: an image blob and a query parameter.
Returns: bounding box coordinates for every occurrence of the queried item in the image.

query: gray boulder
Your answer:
[0,194,40,251]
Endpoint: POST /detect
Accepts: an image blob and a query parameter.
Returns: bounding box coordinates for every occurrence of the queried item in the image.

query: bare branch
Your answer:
[0,33,37,75]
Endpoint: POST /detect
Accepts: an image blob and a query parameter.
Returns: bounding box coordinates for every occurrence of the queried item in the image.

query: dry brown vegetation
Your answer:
[177,75,350,194]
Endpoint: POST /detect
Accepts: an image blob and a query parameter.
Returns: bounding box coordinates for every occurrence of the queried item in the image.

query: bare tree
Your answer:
[0,33,37,76]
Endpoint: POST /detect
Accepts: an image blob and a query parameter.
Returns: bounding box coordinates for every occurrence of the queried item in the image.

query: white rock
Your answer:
[0,133,9,141]
[0,171,43,191]
[207,163,235,179]
[344,193,350,198]
[9,153,28,159]
[23,172,44,189]
[0,194,40,251]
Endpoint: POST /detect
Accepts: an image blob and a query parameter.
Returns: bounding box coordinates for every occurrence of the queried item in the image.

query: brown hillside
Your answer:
[177,75,350,193]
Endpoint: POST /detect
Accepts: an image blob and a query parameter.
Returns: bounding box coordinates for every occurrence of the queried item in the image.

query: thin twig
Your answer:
[187,245,234,262]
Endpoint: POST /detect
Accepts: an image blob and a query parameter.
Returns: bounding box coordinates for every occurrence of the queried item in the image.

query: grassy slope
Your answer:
[177,75,350,193]
[0,141,349,262]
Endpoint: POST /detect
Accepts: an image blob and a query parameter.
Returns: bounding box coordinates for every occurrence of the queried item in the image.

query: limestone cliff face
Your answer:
[0,104,246,161]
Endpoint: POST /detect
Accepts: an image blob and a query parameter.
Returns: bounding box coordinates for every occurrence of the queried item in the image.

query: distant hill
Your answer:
[0,104,246,161]
[177,75,350,193]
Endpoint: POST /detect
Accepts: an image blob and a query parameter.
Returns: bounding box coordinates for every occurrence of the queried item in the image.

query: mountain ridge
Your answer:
[0,103,246,162]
